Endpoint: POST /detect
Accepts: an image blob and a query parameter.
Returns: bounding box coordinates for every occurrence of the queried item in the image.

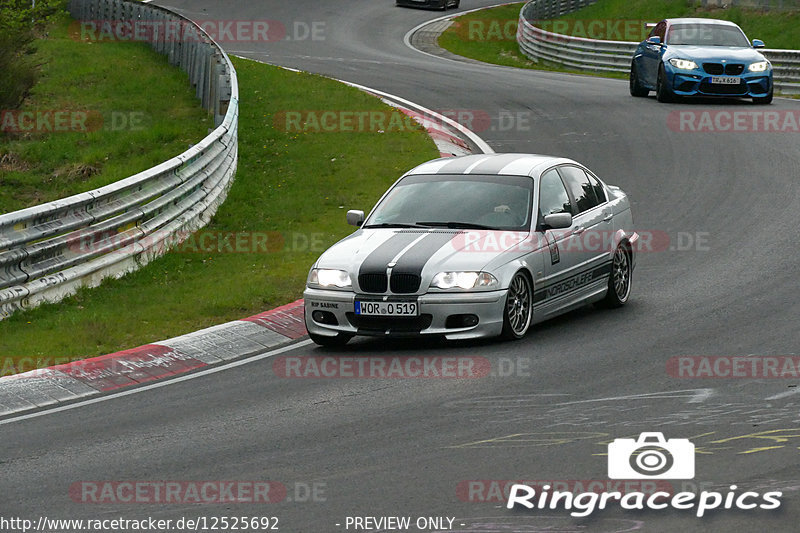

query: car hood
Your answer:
[315,228,535,286]
[666,45,766,63]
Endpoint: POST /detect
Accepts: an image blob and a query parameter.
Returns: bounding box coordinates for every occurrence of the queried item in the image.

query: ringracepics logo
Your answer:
[608,432,694,480]
[506,432,782,518]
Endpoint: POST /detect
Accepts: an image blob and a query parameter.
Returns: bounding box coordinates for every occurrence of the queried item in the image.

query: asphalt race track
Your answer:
[3,2,800,532]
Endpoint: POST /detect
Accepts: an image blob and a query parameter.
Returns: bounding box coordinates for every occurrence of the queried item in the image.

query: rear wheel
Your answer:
[753,88,773,105]
[500,272,533,340]
[308,331,353,347]
[600,244,632,308]
[656,65,674,103]
[629,64,649,97]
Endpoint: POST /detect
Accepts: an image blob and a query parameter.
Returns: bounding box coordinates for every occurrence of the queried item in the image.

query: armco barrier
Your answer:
[516,0,800,95]
[0,0,239,319]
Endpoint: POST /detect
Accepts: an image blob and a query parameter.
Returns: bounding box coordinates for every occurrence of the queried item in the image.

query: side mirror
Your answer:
[346,210,364,227]
[646,36,662,46]
[752,39,765,49]
[543,212,573,230]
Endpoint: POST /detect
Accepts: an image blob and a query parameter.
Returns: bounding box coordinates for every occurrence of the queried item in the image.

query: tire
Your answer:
[753,89,773,105]
[656,65,674,103]
[453,0,460,6]
[308,331,353,347]
[629,63,649,97]
[500,272,533,340]
[600,244,632,308]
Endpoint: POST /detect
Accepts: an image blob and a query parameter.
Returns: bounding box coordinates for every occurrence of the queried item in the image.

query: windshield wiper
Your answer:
[416,221,495,230]
[362,222,426,229]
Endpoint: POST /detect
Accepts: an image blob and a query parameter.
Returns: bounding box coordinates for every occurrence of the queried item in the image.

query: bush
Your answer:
[0,0,67,110]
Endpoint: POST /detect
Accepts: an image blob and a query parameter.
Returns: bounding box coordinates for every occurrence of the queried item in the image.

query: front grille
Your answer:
[390,273,421,294]
[703,63,724,75]
[699,80,747,95]
[358,273,387,293]
[346,313,433,333]
[725,63,744,75]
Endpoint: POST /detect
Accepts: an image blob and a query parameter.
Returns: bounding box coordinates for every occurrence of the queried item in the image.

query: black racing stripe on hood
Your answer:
[391,232,456,276]
[358,232,421,276]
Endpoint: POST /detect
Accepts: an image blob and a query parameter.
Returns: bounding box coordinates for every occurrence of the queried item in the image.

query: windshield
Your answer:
[364,174,534,231]
[667,23,750,47]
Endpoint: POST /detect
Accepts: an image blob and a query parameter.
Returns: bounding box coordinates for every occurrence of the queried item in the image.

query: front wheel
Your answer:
[308,331,353,347]
[753,89,773,105]
[656,65,674,103]
[600,244,632,308]
[500,272,533,340]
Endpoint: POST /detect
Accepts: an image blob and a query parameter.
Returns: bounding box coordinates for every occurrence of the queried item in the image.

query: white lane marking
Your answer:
[555,388,715,406]
[402,2,518,64]
[0,340,313,426]
[766,389,800,401]
[232,54,495,154]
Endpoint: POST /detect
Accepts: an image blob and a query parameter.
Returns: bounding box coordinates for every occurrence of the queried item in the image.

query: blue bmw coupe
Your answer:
[630,18,773,104]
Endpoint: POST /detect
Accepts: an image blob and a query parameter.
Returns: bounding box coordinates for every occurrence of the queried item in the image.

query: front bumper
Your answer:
[667,67,772,98]
[303,287,507,340]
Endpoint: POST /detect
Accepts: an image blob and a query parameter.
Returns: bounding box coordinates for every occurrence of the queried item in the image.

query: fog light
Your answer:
[446,314,479,328]
[312,310,338,325]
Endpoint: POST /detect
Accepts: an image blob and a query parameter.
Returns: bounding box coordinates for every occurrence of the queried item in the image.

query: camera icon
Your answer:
[608,432,695,479]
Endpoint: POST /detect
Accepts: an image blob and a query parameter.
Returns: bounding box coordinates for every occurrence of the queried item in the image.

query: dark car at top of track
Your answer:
[303,153,639,347]
[396,0,460,10]
[630,18,773,104]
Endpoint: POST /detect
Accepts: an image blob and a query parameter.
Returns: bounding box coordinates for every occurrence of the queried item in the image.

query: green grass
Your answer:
[0,16,212,212]
[437,1,800,78]
[0,54,438,369]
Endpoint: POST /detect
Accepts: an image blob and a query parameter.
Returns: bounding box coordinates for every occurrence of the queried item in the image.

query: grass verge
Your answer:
[0,17,212,212]
[437,1,799,79]
[0,54,439,370]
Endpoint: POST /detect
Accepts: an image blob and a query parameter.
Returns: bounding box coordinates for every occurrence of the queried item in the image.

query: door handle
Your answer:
[603,212,613,221]
[572,226,585,235]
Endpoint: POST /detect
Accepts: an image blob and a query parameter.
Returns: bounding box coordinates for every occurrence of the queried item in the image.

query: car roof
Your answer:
[406,153,578,178]
[664,18,741,27]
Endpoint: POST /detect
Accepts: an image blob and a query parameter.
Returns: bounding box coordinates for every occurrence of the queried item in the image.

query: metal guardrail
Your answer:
[0,0,239,319]
[517,0,800,95]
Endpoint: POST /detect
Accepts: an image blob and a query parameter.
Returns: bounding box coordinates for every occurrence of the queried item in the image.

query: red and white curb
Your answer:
[0,69,489,420]
[0,301,305,418]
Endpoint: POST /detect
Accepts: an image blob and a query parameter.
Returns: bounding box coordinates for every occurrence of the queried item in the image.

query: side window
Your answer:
[588,173,607,204]
[654,21,666,41]
[539,169,573,218]
[558,166,601,214]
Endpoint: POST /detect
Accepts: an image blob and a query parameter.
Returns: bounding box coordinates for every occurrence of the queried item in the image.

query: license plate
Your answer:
[711,77,740,85]
[355,301,418,316]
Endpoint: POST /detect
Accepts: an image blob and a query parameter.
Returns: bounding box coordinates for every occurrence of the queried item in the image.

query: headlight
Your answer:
[308,268,352,289]
[431,271,499,290]
[749,61,769,72]
[669,58,698,70]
